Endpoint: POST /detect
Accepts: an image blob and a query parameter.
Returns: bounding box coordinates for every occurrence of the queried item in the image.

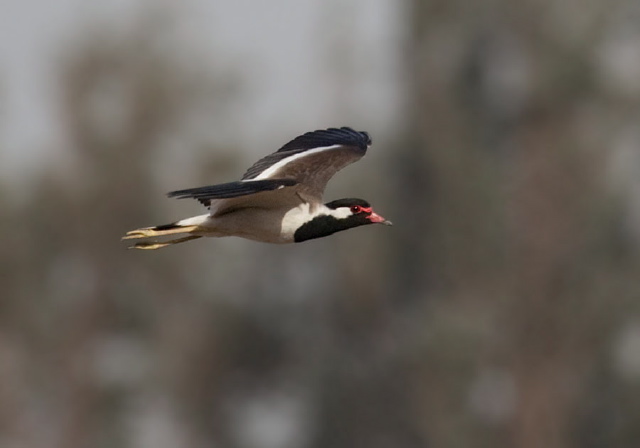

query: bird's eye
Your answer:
[350,205,361,214]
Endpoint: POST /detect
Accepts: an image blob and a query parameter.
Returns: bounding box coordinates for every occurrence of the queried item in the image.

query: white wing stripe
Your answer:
[251,145,343,180]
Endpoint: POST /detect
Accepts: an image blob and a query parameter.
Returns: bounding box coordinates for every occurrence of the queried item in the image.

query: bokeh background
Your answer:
[2,1,640,447]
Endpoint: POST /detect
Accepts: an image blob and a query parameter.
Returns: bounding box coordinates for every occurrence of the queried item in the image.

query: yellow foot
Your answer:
[122,227,155,240]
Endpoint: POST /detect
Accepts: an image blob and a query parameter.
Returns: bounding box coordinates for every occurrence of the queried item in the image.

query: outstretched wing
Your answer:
[167,127,371,212]
[167,179,298,207]
[242,127,371,200]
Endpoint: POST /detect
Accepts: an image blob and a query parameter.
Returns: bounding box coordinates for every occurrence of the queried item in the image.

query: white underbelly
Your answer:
[198,208,297,244]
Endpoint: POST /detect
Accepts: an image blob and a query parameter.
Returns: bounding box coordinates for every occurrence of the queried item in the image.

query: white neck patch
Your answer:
[324,206,353,220]
[280,203,353,238]
[280,202,314,237]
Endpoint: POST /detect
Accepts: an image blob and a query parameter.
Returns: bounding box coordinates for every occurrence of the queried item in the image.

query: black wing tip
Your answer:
[166,189,194,199]
[167,195,210,207]
[166,179,298,203]
[167,189,211,206]
[278,127,371,153]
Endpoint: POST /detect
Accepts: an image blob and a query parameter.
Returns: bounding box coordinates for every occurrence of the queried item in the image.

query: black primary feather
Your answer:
[242,127,371,180]
[277,127,371,153]
[167,179,297,206]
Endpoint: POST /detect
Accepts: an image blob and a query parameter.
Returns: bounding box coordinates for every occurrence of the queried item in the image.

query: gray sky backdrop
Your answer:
[0,0,402,182]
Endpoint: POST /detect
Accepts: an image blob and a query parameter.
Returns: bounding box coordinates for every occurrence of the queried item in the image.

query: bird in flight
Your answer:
[123,127,391,249]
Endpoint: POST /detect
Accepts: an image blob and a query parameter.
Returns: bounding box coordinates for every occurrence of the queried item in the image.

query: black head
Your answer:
[325,198,371,210]
[294,198,392,243]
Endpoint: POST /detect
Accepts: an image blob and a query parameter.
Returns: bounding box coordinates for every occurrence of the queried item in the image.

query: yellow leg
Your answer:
[122,225,198,240]
[128,235,202,250]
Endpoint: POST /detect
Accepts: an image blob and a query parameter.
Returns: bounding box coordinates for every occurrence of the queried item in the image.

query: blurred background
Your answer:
[2,1,640,447]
